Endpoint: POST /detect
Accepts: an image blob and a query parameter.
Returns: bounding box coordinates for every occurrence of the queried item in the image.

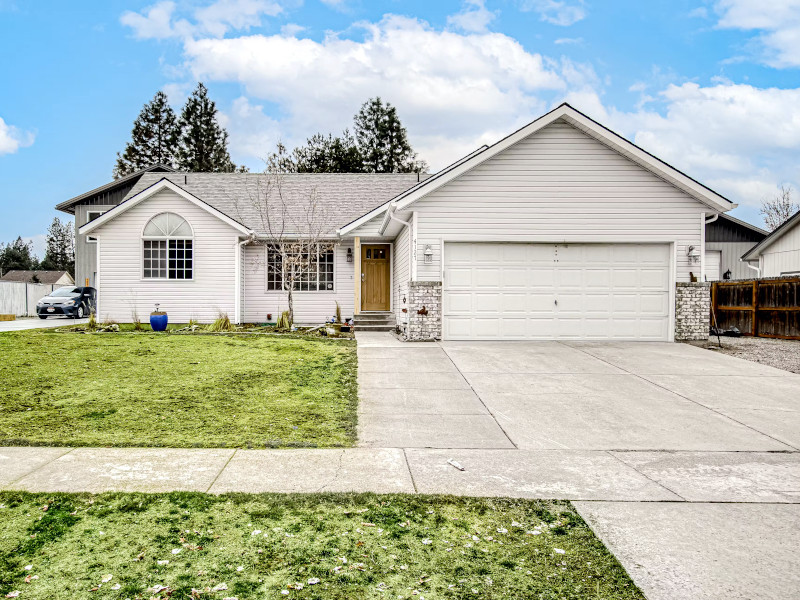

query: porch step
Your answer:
[354,312,395,332]
[355,323,396,332]
[354,312,394,324]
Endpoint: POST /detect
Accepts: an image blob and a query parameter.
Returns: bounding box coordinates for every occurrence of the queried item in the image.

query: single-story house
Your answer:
[0,270,75,285]
[704,213,767,281]
[741,208,800,277]
[56,163,175,287]
[76,103,737,342]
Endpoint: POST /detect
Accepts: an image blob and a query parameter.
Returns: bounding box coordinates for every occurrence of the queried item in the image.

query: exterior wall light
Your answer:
[346,248,353,263]
[423,244,434,264]
[687,245,701,264]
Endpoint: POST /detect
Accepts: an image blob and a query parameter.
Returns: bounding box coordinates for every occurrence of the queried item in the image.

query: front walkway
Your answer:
[2,332,800,599]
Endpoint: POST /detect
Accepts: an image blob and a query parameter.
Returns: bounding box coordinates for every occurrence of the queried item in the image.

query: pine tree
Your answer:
[40,218,75,276]
[176,83,236,172]
[0,237,39,275]
[113,91,179,179]
[354,97,426,173]
[293,130,364,173]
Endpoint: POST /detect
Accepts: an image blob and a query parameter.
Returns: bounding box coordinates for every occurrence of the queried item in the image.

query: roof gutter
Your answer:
[378,203,411,236]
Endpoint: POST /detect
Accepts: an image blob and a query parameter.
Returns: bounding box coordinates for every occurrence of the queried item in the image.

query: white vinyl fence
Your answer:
[0,282,60,316]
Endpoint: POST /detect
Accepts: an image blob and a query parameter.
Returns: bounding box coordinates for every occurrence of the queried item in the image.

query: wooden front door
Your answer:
[361,245,390,311]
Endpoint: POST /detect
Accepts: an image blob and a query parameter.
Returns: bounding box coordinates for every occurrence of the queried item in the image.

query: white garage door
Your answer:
[443,243,672,341]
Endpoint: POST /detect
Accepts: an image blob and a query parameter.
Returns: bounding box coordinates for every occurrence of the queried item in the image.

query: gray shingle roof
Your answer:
[124,172,424,235]
[0,270,75,284]
[56,164,175,213]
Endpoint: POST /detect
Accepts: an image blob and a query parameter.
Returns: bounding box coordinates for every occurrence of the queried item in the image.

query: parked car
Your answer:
[37,286,96,319]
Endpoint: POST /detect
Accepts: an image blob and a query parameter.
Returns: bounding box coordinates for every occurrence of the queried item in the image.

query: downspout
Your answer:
[235,237,250,324]
[743,260,761,277]
[705,213,719,225]
[384,203,414,332]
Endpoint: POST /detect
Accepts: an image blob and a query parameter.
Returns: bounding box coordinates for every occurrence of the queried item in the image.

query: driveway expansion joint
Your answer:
[204,449,238,493]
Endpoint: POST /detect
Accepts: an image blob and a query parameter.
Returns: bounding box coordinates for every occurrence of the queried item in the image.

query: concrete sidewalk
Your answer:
[4,446,800,501]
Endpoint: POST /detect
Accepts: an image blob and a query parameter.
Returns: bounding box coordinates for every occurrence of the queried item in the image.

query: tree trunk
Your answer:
[287,286,294,326]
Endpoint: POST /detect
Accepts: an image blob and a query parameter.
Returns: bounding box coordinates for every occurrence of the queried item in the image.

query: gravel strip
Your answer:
[687,336,800,374]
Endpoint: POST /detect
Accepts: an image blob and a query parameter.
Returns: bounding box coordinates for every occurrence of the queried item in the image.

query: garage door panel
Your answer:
[502,268,528,287]
[584,269,611,288]
[639,293,669,315]
[558,269,584,287]
[445,292,474,313]
[502,293,528,312]
[530,268,556,286]
[448,267,473,287]
[443,243,671,341]
[474,293,501,312]
[640,268,669,288]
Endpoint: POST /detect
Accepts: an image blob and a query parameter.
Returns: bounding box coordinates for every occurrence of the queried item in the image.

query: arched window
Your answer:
[142,213,193,280]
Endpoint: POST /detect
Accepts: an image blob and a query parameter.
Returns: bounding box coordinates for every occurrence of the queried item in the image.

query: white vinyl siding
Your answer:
[706,242,759,280]
[348,213,386,237]
[243,242,355,324]
[759,222,800,276]
[443,242,672,341]
[393,225,411,323]
[91,189,241,323]
[412,120,706,283]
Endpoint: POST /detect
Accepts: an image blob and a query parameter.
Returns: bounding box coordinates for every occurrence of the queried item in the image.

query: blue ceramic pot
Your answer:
[150,313,168,332]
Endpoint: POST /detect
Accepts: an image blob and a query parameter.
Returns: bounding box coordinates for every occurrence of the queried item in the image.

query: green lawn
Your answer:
[0,330,357,448]
[0,492,644,600]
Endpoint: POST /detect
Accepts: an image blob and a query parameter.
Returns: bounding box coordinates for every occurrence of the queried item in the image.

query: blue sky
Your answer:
[2,0,800,257]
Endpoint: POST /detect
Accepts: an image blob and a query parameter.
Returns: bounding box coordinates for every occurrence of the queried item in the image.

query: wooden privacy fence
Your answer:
[710,277,800,340]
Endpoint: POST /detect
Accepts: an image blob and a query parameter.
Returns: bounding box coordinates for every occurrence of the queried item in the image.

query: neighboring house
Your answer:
[0,270,75,285]
[704,213,767,281]
[77,103,736,342]
[56,164,175,287]
[741,208,800,277]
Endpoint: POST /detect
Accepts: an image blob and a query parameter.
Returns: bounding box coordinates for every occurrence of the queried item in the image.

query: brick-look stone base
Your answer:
[404,281,442,341]
[675,282,711,341]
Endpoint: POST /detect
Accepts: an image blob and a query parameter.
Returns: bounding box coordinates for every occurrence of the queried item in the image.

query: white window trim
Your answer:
[264,243,337,293]
[141,212,195,282]
[86,210,106,243]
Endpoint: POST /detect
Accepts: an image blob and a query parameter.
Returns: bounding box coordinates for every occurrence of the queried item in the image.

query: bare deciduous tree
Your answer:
[237,173,335,326]
[760,185,799,231]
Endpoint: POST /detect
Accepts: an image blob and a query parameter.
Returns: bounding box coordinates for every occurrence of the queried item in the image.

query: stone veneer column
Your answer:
[674,282,711,341]
[404,281,442,341]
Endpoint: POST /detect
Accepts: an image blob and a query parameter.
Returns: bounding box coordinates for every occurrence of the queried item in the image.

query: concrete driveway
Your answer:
[0,316,88,331]
[358,336,797,451]
[357,332,800,600]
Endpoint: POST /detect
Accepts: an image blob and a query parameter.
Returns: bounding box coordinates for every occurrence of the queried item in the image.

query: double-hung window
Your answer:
[142,213,194,280]
[266,244,335,291]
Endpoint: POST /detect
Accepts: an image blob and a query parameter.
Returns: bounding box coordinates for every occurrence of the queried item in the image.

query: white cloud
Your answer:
[447,0,496,33]
[519,0,586,26]
[0,116,34,155]
[554,36,582,44]
[120,1,186,39]
[713,0,800,67]
[121,0,284,40]
[194,0,283,37]
[218,97,283,163]
[183,14,569,168]
[576,82,800,210]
